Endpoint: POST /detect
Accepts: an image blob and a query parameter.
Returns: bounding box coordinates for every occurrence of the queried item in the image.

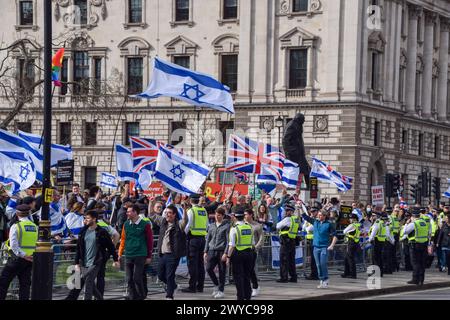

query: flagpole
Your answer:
[109,97,127,175]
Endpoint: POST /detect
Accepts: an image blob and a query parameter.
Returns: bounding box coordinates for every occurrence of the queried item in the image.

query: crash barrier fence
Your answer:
[0,234,379,299]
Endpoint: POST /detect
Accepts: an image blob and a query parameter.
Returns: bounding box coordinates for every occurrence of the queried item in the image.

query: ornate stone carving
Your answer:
[416,55,424,72]
[433,59,439,77]
[440,17,450,32]
[54,0,108,26]
[368,31,386,52]
[310,0,322,12]
[408,4,422,19]
[280,1,289,14]
[365,118,372,137]
[400,49,407,67]
[313,115,328,133]
[424,12,437,25]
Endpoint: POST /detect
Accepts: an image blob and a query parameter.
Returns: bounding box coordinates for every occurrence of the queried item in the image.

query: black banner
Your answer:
[56,159,74,186]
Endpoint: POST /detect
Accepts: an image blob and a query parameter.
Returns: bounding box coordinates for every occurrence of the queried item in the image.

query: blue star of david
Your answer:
[170,164,184,179]
[19,165,30,182]
[180,83,205,103]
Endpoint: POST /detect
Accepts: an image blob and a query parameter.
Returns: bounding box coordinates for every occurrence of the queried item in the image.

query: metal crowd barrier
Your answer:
[1,233,373,299]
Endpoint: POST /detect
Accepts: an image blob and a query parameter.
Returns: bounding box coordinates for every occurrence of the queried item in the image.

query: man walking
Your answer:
[204,206,230,299]
[118,203,153,300]
[0,205,37,300]
[244,208,264,297]
[67,210,119,300]
[149,204,187,300]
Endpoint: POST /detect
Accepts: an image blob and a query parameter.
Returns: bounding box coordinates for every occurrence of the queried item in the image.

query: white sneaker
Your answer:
[214,291,225,299]
[251,288,260,297]
[212,286,219,297]
[317,280,323,289]
[322,280,329,289]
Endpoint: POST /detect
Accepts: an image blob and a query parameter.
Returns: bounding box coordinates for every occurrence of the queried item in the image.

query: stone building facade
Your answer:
[1,0,450,204]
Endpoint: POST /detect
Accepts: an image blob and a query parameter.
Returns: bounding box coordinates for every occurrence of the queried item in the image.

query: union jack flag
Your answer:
[234,171,249,183]
[130,137,161,173]
[225,135,285,177]
[397,190,408,209]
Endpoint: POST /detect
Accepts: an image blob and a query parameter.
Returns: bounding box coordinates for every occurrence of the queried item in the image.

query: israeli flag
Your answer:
[100,172,118,189]
[116,144,136,181]
[154,145,211,196]
[64,212,85,237]
[443,178,450,198]
[310,157,353,192]
[271,235,303,269]
[0,129,42,182]
[138,57,235,114]
[0,151,36,196]
[281,159,299,189]
[18,130,73,167]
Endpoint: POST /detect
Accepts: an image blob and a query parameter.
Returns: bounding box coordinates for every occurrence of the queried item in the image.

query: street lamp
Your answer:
[275,115,284,149]
[31,0,54,300]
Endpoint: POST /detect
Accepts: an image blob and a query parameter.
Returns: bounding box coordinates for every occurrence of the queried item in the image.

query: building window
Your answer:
[371,52,379,91]
[221,54,238,92]
[59,122,71,145]
[402,129,407,144]
[73,51,89,95]
[124,122,139,145]
[19,59,35,92]
[292,0,308,12]
[170,121,187,146]
[20,1,33,25]
[289,49,307,89]
[94,57,102,95]
[129,0,142,23]
[223,0,238,19]
[61,58,68,95]
[418,133,423,155]
[173,56,190,69]
[218,121,234,146]
[175,0,189,21]
[83,167,97,190]
[84,122,97,146]
[16,122,32,133]
[127,57,143,95]
[374,121,380,146]
[74,0,88,25]
[435,135,440,159]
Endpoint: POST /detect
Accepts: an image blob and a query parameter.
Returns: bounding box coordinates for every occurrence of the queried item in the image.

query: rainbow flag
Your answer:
[51,48,65,87]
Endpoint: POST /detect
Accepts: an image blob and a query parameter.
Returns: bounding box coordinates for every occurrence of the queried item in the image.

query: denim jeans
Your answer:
[158,253,180,299]
[313,247,329,281]
[438,247,447,268]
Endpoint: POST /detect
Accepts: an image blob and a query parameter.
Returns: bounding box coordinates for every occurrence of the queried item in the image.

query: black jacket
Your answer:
[150,214,186,259]
[205,219,231,252]
[437,223,450,249]
[75,225,118,267]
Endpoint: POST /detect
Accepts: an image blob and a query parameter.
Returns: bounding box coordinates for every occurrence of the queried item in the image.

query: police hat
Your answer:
[310,206,320,212]
[419,207,427,214]
[16,204,31,213]
[233,210,245,218]
[385,207,393,214]
[284,202,296,212]
[412,208,421,217]
[381,213,389,221]
[190,193,201,200]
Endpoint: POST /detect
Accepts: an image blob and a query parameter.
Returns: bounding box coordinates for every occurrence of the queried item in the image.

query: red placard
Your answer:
[205,182,249,204]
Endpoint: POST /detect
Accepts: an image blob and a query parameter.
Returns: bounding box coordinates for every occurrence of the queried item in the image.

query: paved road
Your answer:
[358,287,450,300]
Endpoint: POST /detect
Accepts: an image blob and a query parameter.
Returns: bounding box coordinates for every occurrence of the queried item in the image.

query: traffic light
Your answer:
[393,174,401,193]
[421,172,429,197]
[385,173,394,198]
[432,177,441,200]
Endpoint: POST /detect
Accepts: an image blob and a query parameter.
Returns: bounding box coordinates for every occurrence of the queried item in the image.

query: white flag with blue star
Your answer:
[138,57,235,114]
[443,178,450,198]
[100,172,118,189]
[0,150,36,196]
[154,145,211,196]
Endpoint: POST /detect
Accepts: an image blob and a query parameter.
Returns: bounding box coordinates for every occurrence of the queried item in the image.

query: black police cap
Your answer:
[16,204,31,213]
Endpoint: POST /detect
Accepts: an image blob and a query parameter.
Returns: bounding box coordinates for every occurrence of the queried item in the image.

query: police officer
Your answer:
[276,203,300,283]
[368,211,386,277]
[0,204,38,300]
[401,209,429,285]
[389,207,400,272]
[341,213,361,279]
[225,210,254,300]
[303,207,319,280]
[381,213,395,274]
[182,194,207,293]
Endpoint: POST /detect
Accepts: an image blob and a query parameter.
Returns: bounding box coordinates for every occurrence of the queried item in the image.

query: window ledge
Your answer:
[123,22,148,29]
[217,18,239,26]
[15,25,38,31]
[286,11,323,19]
[170,20,195,27]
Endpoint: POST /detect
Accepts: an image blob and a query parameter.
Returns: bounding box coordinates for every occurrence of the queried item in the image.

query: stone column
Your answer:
[405,4,422,115]
[421,12,436,119]
[237,0,252,101]
[437,18,450,122]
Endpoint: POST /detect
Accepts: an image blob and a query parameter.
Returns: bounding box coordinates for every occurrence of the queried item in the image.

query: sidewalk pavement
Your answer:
[161,269,450,300]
